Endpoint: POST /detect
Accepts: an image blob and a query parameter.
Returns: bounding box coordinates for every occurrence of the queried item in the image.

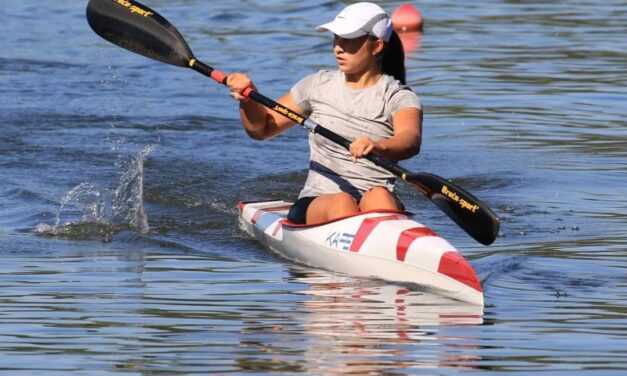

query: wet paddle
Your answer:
[86,0,500,245]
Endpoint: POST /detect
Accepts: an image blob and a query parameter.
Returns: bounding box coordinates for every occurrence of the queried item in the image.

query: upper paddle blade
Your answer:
[408,173,500,245]
[86,0,194,67]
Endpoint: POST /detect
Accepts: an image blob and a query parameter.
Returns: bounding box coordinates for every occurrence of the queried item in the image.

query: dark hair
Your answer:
[379,31,406,85]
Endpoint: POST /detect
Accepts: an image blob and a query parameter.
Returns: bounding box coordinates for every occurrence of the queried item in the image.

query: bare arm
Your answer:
[226,73,302,140]
[350,107,422,161]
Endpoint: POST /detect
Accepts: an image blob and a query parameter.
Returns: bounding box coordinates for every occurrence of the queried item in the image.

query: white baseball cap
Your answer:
[316,2,393,42]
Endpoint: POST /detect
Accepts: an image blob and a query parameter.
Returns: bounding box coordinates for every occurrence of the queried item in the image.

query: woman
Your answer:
[227,2,422,224]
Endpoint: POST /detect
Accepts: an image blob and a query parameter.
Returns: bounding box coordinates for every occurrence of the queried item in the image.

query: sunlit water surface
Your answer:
[1,0,625,374]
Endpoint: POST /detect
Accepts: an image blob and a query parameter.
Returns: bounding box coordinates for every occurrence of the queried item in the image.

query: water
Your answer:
[1,0,626,374]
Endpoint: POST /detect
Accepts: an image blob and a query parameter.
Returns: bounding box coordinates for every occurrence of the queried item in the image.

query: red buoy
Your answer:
[391,4,423,53]
[391,3,423,32]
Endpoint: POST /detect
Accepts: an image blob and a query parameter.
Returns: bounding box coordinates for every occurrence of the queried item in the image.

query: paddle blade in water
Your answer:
[86,0,194,67]
[407,173,500,245]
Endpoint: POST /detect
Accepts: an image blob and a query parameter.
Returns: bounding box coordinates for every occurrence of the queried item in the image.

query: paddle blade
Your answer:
[86,0,194,67]
[408,173,500,245]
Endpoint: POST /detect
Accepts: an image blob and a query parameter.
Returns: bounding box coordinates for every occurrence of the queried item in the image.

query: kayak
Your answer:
[238,200,484,306]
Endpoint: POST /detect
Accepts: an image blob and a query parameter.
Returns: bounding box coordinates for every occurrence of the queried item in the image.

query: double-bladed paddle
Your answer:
[86,0,500,245]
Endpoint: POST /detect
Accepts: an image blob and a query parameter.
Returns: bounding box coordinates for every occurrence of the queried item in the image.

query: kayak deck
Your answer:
[238,200,483,306]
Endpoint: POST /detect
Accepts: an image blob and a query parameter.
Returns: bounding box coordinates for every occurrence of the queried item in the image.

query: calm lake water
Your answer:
[1,0,626,374]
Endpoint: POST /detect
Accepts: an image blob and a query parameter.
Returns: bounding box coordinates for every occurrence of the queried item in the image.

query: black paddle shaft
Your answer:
[86,0,500,245]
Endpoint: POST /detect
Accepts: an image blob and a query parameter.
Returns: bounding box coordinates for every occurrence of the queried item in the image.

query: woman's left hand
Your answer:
[349,137,377,162]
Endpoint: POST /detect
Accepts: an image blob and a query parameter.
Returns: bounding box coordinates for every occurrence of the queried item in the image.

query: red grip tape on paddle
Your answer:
[242,86,253,98]
[210,69,227,84]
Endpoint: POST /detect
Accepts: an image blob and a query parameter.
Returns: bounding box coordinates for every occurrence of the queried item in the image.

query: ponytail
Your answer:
[380,31,406,85]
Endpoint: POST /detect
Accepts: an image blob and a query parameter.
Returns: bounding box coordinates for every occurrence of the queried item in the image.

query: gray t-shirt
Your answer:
[291,70,421,200]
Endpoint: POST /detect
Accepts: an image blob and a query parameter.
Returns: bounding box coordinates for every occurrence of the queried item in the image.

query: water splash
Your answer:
[36,145,156,240]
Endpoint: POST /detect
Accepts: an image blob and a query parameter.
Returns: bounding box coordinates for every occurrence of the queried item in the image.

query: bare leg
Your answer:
[359,186,400,212]
[306,192,359,224]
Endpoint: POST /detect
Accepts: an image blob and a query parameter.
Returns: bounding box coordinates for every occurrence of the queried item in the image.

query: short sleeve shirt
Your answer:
[290,70,421,200]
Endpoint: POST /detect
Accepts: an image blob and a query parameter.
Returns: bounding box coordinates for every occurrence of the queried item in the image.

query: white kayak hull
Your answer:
[238,200,484,306]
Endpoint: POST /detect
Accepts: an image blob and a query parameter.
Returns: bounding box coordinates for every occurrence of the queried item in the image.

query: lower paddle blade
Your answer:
[408,173,500,245]
[86,0,194,67]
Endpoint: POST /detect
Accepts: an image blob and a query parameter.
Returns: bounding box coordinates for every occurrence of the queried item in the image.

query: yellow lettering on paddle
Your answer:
[114,0,154,17]
[273,105,304,124]
[441,185,480,213]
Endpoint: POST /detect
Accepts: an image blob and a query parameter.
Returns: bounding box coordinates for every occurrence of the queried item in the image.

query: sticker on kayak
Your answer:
[325,231,355,251]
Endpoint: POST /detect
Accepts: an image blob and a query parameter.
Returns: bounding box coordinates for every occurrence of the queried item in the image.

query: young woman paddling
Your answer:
[227,2,422,225]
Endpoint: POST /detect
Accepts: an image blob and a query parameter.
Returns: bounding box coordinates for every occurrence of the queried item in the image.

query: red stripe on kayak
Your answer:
[237,202,291,215]
[437,251,482,292]
[237,201,247,214]
[349,214,406,253]
[396,227,437,261]
[283,209,406,228]
[250,210,263,224]
[264,204,293,212]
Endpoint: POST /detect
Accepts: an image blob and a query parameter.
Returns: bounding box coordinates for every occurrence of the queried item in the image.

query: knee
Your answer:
[363,187,390,201]
[306,193,359,224]
[332,192,358,210]
[360,187,400,211]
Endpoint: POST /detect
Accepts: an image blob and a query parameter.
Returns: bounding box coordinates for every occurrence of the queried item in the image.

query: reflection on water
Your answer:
[0,246,483,373]
[289,268,484,374]
[399,31,422,54]
[1,0,626,373]
[293,267,483,329]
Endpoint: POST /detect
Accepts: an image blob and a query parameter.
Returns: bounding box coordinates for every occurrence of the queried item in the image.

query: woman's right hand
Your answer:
[226,72,256,102]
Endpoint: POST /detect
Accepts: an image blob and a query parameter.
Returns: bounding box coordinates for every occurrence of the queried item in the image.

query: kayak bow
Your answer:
[239,200,484,306]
